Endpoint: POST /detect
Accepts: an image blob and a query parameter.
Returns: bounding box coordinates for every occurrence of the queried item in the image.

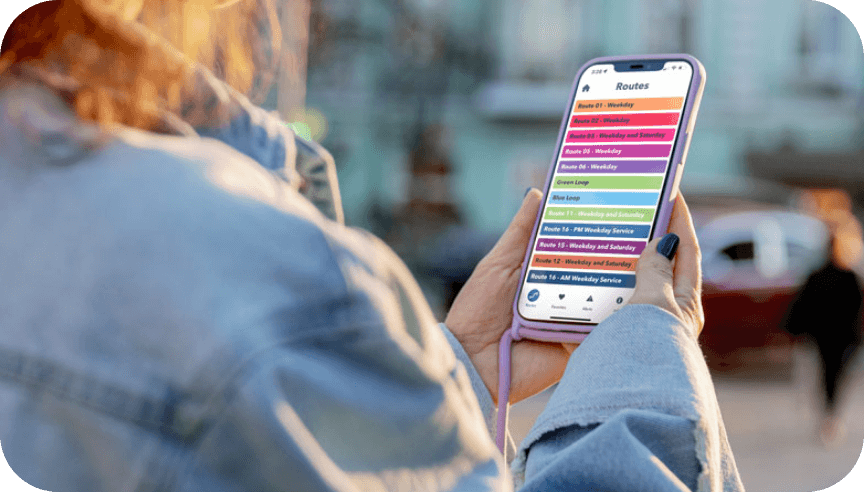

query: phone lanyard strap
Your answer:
[495,330,515,453]
[495,324,590,456]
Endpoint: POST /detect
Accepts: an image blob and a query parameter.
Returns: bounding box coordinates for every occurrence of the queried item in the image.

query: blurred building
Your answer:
[265,0,864,235]
[266,0,864,231]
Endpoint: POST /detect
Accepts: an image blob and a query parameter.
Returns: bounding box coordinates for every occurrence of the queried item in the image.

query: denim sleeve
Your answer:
[182,346,507,492]
[181,231,511,491]
[514,304,744,491]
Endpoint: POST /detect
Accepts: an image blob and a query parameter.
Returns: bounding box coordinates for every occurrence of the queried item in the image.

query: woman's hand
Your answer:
[445,189,572,405]
[445,191,704,405]
[628,194,705,338]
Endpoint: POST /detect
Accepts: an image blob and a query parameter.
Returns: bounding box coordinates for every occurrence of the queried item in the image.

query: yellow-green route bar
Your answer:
[544,207,655,223]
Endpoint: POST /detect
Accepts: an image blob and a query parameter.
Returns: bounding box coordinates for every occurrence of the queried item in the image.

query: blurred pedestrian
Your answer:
[786,191,864,446]
[1,1,742,490]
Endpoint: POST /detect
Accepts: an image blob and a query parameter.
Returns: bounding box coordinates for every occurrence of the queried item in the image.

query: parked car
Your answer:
[685,179,830,375]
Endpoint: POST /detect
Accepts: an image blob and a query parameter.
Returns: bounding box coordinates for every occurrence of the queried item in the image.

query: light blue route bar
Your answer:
[547,191,659,206]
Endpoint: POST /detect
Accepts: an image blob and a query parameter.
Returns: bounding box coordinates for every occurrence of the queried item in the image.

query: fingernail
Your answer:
[656,233,680,261]
[524,187,534,198]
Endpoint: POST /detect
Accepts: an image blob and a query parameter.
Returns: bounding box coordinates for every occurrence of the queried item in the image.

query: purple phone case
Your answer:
[495,54,706,452]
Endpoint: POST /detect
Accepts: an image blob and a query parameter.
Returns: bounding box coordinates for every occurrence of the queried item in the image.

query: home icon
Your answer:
[581,85,590,92]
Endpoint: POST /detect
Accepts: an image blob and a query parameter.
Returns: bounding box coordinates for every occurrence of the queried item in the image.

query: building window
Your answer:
[798,1,862,96]
[643,0,695,54]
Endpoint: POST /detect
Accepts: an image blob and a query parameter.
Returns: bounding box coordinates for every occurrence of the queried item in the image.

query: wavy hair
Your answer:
[0,0,281,131]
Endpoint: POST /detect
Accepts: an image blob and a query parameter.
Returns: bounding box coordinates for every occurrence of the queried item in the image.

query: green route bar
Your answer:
[551,175,664,190]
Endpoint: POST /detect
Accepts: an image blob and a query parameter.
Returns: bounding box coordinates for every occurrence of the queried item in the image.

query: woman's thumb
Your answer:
[630,233,679,310]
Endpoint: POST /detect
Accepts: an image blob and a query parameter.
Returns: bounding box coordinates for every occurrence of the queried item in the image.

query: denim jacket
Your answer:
[0,74,743,491]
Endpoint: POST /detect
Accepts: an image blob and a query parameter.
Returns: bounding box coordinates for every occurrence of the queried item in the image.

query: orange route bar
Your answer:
[574,97,684,113]
[531,254,638,272]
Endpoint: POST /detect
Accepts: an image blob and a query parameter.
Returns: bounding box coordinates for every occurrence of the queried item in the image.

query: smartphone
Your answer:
[514,54,705,332]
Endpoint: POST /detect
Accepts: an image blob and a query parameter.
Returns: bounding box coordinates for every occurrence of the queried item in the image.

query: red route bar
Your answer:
[570,112,680,128]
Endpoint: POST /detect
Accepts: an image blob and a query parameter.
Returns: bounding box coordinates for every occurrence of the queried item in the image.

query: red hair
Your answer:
[0,0,280,131]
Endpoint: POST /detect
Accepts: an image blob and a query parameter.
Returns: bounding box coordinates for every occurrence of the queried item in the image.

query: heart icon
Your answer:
[558,294,565,299]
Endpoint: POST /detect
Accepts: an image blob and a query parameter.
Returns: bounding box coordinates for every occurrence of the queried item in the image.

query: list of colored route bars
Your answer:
[526,95,683,289]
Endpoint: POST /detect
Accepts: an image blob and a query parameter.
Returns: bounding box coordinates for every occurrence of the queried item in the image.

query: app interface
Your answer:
[519,60,695,325]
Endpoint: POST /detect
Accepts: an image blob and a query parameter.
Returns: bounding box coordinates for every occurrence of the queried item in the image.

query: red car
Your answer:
[688,190,830,375]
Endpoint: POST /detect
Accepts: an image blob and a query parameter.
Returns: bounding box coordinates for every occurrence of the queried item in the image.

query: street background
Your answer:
[276,1,864,491]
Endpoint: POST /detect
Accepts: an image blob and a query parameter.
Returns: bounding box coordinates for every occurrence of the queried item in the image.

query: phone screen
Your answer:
[518,60,695,325]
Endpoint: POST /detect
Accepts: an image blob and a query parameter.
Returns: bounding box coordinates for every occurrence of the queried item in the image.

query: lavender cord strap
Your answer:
[495,324,590,454]
[495,330,515,453]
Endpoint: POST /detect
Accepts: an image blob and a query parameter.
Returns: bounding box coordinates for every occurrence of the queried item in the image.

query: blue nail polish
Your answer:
[657,233,680,260]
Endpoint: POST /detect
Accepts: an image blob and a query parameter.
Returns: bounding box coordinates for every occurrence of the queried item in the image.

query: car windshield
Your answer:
[700,211,828,289]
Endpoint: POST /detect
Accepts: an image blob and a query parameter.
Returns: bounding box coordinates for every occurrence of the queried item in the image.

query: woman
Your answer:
[0,1,742,490]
